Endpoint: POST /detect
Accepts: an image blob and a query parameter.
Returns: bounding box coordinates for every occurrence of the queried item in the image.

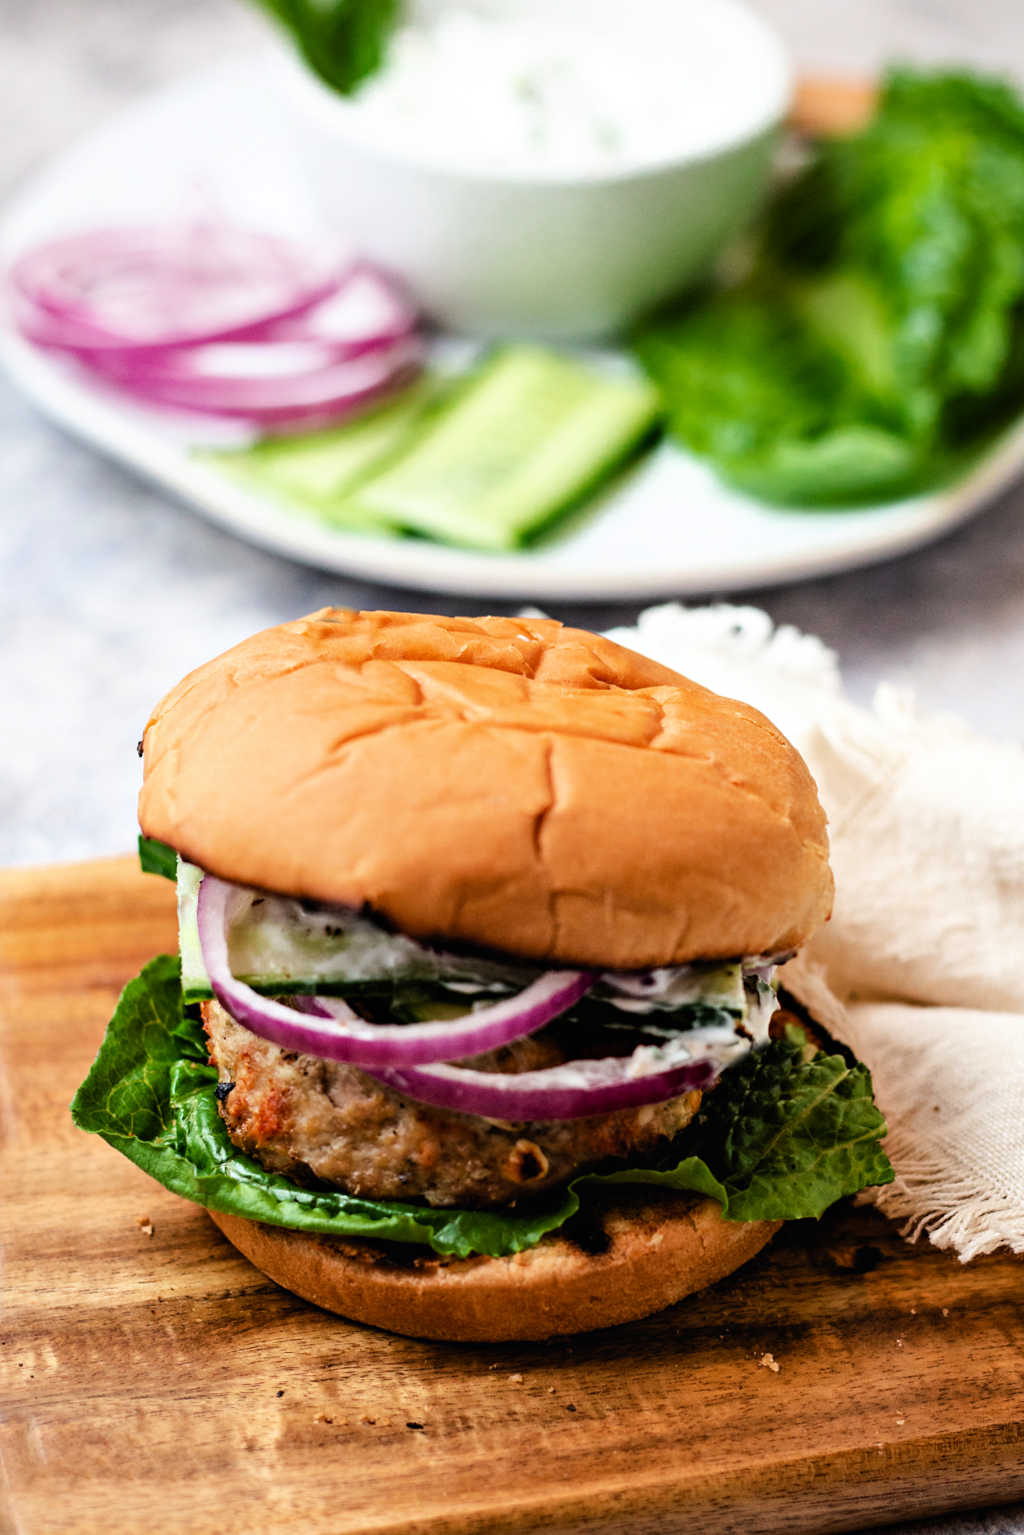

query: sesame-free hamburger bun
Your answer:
[208,1192,781,1343]
[135,609,834,1340]
[139,608,832,971]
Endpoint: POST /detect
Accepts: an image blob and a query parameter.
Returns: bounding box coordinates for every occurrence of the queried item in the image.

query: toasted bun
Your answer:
[139,609,832,969]
[209,1192,780,1341]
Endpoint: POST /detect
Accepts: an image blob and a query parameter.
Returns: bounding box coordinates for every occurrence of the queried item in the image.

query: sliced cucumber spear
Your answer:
[204,378,437,530]
[344,344,662,548]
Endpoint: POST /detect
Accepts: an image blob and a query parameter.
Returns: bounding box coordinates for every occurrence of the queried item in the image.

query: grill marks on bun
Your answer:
[207,1194,782,1342]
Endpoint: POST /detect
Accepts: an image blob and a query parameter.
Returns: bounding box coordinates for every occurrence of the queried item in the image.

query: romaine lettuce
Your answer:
[71,957,893,1259]
[138,835,177,881]
[636,69,1024,505]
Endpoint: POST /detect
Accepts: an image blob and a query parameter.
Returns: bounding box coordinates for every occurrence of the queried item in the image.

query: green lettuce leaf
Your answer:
[634,289,926,505]
[636,68,1024,505]
[71,958,892,1259]
[770,72,1024,431]
[250,0,401,96]
[138,835,177,882]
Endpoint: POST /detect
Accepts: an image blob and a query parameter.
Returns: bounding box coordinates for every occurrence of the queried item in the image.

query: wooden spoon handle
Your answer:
[790,76,878,137]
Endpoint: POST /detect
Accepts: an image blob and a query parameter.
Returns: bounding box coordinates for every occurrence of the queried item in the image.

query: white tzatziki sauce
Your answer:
[340,0,789,175]
[177,860,782,1074]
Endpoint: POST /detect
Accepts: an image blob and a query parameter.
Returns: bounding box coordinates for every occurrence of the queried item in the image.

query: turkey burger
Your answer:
[72,609,891,1340]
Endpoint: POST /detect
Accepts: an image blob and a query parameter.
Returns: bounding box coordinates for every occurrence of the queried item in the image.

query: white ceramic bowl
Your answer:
[273,0,791,342]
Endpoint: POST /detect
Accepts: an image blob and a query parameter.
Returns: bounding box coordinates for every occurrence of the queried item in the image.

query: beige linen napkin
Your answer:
[610,604,1024,1261]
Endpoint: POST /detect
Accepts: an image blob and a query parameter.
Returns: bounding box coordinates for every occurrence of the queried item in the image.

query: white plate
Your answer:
[4,55,1024,602]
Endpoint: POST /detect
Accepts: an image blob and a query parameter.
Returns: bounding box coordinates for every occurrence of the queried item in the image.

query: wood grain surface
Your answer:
[2,858,1024,1535]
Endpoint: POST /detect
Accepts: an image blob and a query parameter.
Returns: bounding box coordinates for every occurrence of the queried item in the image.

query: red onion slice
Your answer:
[10,291,130,352]
[367,1044,726,1122]
[37,262,418,372]
[86,336,422,421]
[259,263,417,360]
[11,227,423,428]
[197,875,593,1066]
[10,225,342,352]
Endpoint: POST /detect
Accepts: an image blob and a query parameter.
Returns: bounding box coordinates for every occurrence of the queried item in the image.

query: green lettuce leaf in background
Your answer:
[769,71,1024,433]
[71,958,892,1259]
[636,69,1024,505]
[251,0,401,96]
[634,288,925,505]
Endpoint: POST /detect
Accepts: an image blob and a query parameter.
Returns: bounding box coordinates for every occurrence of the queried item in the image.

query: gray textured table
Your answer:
[2,5,1023,1531]
[4,0,1024,869]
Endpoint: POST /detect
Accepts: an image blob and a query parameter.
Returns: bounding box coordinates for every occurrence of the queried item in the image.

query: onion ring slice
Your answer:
[197,874,593,1066]
[10,224,341,352]
[365,1034,736,1121]
[85,337,422,421]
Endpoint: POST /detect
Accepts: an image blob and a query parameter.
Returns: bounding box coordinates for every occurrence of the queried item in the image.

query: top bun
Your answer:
[139,610,832,969]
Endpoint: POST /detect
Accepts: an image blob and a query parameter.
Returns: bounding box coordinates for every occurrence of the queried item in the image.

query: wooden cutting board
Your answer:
[3,858,1024,1535]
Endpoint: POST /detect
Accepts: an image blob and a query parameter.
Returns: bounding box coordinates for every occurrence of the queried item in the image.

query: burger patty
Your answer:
[202,999,703,1209]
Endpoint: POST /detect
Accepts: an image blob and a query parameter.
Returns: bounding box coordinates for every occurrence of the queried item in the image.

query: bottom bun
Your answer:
[209,1190,780,1341]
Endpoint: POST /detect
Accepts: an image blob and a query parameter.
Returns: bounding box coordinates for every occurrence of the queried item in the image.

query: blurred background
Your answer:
[5,17,1023,1535]
[3,0,1024,866]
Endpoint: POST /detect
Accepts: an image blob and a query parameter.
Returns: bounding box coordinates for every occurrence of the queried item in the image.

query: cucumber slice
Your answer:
[176,859,533,1004]
[203,378,436,529]
[177,858,208,1001]
[343,345,662,549]
[599,964,747,1016]
[176,860,754,1027]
